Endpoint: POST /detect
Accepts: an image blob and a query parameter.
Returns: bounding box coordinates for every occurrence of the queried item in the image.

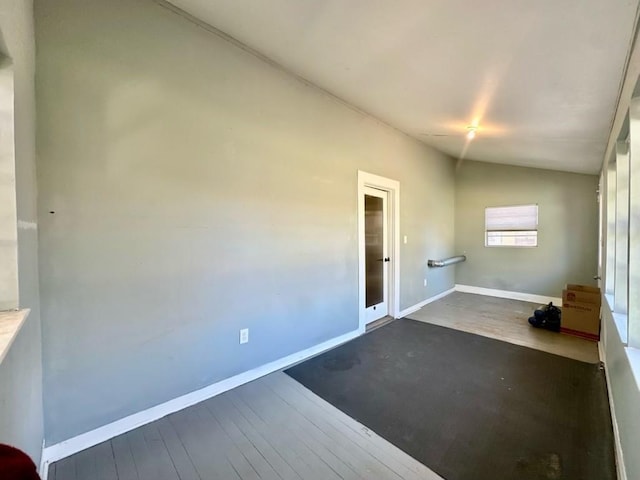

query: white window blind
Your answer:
[485,204,538,247]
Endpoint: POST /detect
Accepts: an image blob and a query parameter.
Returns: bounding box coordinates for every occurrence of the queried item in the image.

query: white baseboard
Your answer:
[395,283,559,319]
[397,287,456,318]
[39,327,362,478]
[455,284,562,306]
[599,336,627,480]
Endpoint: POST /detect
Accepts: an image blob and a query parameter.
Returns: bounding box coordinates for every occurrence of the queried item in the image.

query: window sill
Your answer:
[605,294,628,344]
[0,309,30,365]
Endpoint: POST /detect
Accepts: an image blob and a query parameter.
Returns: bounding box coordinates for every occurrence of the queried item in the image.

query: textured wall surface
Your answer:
[36,0,455,444]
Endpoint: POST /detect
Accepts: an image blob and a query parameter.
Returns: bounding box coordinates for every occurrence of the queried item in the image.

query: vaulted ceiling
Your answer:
[167,0,639,174]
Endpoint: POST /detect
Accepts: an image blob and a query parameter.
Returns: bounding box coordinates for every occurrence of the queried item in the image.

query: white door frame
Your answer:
[358,170,400,333]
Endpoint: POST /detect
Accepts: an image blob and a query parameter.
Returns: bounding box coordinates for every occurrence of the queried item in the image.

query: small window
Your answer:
[485,204,538,247]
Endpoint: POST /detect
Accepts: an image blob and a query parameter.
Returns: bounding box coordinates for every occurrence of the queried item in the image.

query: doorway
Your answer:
[358,171,400,331]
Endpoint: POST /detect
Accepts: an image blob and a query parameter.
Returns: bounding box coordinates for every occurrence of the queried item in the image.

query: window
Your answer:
[605,161,616,296]
[615,141,630,316]
[485,204,538,247]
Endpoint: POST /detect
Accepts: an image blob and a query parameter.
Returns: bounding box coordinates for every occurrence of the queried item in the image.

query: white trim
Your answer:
[397,287,456,318]
[357,171,401,332]
[599,340,628,480]
[454,284,562,306]
[39,328,362,478]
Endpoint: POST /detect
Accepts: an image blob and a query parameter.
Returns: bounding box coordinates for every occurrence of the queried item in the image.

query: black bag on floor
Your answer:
[528,302,561,332]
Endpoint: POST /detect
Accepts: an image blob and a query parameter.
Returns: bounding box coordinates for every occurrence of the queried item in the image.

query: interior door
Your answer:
[364,186,389,323]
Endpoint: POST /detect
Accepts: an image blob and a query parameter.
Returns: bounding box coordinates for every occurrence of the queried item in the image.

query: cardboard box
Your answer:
[561,284,601,341]
[562,284,601,305]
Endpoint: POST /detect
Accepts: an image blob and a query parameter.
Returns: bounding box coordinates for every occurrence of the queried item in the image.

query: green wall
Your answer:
[455,160,599,297]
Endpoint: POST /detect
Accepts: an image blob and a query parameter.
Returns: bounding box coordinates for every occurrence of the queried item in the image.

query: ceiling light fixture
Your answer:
[466,125,477,140]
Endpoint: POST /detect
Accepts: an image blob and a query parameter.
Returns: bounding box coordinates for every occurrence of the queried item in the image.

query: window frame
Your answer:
[484,204,539,248]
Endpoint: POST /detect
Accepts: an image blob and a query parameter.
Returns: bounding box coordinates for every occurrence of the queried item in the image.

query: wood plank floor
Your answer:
[408,291,599,363]
[49,372,443,480]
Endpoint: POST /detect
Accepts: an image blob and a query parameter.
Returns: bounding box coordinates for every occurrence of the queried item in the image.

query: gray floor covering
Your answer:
[286,319,616,480]
[49,371,441,480]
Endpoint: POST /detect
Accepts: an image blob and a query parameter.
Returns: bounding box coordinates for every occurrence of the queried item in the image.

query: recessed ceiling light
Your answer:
[466,126,477,140]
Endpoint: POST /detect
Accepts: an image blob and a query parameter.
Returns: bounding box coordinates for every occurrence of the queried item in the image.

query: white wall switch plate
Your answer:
[404,235,408,244]
[424,279,427,287]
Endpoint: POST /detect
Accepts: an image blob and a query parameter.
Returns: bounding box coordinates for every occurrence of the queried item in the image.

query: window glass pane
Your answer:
[628,98,640,348]
[365,194,384,307]
[486,231,538,247]
[615,141,629,315]
[606,161,616,295]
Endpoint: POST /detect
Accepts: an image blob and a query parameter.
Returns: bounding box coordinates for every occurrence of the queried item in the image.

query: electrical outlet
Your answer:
[424,279,427,287]
[240,328,249,344]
